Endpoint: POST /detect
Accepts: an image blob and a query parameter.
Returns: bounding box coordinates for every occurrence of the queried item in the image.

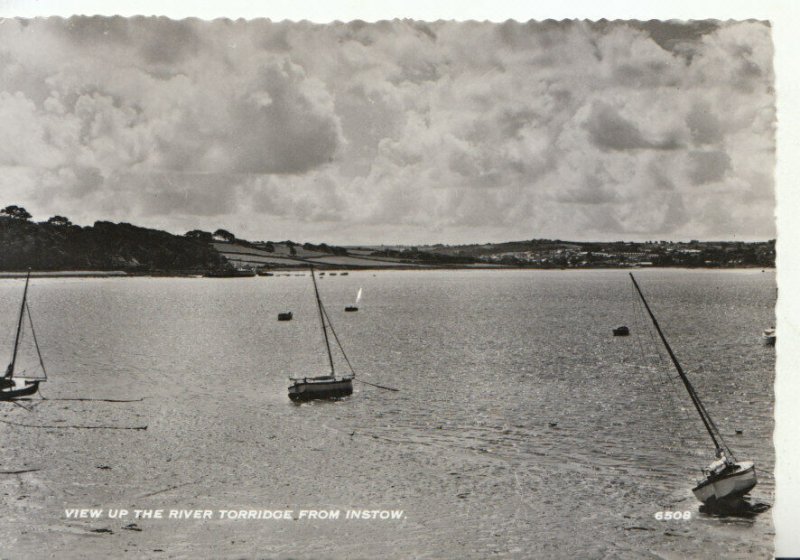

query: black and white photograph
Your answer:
[0,1,795,558]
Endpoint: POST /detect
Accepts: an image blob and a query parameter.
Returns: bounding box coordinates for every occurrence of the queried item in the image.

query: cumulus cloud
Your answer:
[584,101,681,151]
[0,17,775,243]
[688,150,731,185]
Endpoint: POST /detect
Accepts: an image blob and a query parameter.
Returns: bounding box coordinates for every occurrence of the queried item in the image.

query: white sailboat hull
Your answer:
[692,461,757,504]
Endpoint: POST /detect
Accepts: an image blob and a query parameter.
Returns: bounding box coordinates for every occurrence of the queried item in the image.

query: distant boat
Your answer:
[2,271,47,400]
[629,273,756,505]
[205,266,256,277]
[345,288,363,312]
[288,268,354,402]
[612,326,630,336]
[762,327,775,346]
[232,266,257,277]
[278,312,293,321]
[341,272,349,276]
[257,270,274,277]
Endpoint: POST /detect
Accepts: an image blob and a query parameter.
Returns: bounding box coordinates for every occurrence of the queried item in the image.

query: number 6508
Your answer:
[655,511,691,520]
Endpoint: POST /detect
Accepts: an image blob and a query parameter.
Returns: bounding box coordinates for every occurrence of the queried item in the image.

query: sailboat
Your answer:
[2,271,47,400]
[345,288,362,312]
[629,273,756,505]
[288,268,354,402]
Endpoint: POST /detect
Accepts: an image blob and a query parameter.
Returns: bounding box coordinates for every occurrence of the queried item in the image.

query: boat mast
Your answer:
[310,267,335,375]
[628,273,725,455]
[6,269,31,379]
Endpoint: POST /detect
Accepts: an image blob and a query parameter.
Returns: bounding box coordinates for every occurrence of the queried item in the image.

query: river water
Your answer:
[0,269,775,559]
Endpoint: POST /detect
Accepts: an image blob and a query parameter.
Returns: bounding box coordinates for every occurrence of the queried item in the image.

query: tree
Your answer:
[46,215,72,227]
[1,205,32,220]
[185,229,212,242]
[213,229,235,242]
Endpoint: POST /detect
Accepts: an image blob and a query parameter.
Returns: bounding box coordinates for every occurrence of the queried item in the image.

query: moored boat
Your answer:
[288,268,355,402]
[345,288,363,312]
[762,327,775,345]
[612,326,630,336]
[2,270,47,401]
[692,460,757,504]
[629,273,757,505]
[278,312,293,321]
[288,375,353,401]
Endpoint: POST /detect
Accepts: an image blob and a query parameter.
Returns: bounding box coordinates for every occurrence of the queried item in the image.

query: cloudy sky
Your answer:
[0,17,774,244]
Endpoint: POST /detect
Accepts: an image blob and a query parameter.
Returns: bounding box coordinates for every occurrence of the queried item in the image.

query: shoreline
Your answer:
[0,266,776,279]
[0,271,130,278]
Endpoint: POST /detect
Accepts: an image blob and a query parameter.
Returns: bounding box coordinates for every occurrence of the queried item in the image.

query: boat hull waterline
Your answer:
[692,462,757,504]
[288,377,353,402]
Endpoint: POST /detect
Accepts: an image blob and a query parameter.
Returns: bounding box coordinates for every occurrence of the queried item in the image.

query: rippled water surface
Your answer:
[0,269,775,559]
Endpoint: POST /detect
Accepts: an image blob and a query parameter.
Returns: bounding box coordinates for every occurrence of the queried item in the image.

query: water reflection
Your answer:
[700,498,771,520]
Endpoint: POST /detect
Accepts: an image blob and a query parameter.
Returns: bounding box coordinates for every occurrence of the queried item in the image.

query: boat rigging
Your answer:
[629,273,756,505]
[287,267,355,402]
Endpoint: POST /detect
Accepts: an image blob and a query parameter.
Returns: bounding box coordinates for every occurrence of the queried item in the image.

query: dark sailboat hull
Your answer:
[0,380,40,400]
[288,377,353,402]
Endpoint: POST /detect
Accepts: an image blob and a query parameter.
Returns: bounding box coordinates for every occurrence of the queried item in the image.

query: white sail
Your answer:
[355,288,363,305]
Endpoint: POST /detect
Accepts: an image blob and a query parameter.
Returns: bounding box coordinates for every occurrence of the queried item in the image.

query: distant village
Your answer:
[426,239,777,268]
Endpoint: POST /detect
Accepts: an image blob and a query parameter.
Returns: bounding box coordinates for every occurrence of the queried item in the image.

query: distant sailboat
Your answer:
[288,268,354,402]
[629,273,756,505]
[345,288,362,312]
[1,271,47,400]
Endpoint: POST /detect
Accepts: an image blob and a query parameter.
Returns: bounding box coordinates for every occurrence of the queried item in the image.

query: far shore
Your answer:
[0,271,130,278]
[0,265,776,279]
